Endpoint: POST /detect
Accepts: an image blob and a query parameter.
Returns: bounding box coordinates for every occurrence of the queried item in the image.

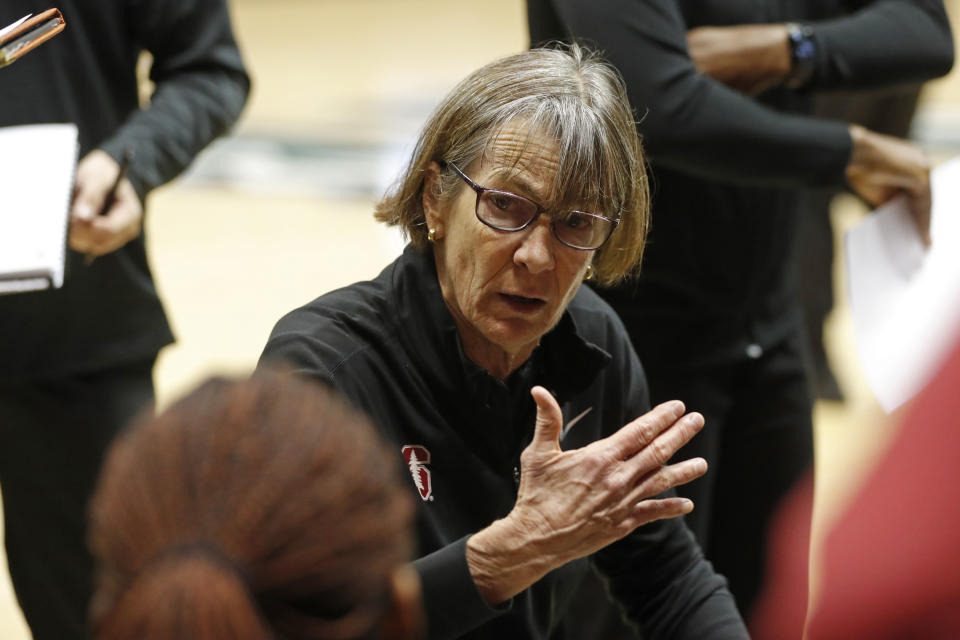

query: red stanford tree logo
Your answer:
[401,445,432,501]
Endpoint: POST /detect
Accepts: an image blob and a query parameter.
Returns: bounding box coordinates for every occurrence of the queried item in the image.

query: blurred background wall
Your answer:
[2,1,960,636]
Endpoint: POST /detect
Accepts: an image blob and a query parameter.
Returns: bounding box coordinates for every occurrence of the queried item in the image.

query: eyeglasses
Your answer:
[444,162,620,251]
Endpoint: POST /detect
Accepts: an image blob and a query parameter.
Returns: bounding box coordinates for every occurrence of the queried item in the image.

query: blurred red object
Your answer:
[753,328,960,639]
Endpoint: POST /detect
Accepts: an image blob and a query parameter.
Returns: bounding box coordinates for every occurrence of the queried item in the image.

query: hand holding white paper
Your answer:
[846,158,960,412]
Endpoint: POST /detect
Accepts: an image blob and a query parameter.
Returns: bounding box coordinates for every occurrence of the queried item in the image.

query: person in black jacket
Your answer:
[0,2,249,638]
[528,0,954,626]
[261,46,749,639]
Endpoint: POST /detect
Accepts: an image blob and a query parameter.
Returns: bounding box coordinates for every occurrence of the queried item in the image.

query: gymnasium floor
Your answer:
[2,1,959,636]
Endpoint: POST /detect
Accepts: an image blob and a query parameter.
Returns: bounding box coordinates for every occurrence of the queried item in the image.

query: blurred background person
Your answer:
[528,0,953,630]
[0,1,249,638]
[88,370,421,640]
[261,46,748,639]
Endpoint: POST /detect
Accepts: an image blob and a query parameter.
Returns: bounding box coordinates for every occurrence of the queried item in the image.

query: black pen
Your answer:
[85,148,133,265]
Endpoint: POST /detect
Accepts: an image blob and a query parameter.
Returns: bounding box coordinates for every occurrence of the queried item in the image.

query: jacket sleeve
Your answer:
[813,0,954,89]
[98,0,251,199]
[414,537,510,640]
[529,0,951,188]
[591,313,749,639]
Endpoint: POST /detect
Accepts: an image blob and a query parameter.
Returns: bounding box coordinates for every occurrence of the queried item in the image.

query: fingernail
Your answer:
[681,499,694,512]
[694,458,707,474]
[669,400,684,414]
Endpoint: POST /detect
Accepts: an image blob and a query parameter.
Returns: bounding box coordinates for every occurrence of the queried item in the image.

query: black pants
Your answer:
[0,358,155,640]
[650,329,814,623]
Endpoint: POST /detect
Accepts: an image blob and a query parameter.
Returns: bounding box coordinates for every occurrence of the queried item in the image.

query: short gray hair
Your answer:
[374,43,649,286]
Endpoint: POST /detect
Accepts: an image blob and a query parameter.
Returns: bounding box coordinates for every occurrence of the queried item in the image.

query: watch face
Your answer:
[787,23,817,88]
[796,39,817,61]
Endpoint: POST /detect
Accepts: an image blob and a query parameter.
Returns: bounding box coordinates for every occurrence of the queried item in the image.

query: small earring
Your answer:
[585,264,594,280]
[428,228,436,243]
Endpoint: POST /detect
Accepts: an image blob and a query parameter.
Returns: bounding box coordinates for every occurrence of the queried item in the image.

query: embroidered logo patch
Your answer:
[401,445,433,501]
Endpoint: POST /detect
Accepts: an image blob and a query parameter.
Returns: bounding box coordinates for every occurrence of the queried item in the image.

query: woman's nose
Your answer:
[514,216,556,273]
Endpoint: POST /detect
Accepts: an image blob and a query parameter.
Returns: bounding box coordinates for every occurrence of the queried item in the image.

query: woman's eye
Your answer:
[492,194,517,211]
[565,214,593,230]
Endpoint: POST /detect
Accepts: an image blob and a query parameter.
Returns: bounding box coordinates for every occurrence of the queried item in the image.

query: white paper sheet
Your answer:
[846,158,960,412]
[0,123,78,293]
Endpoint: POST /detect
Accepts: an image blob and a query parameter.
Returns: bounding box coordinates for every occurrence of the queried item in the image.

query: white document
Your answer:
[0,123,79,295]
[846,157,960,412]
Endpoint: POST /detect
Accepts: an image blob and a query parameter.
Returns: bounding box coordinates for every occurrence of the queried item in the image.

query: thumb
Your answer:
[529,386,563,451]
[70,150,116,221]
[71,179,103,221]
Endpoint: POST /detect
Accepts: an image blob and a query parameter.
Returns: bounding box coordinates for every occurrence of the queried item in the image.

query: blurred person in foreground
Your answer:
[0,1,249,638]
[88,371,422,640]
[753,323,960,639]
[528,0,953,626]
[261,45,749,639]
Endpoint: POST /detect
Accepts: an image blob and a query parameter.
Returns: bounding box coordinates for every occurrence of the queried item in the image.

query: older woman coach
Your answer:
[260,46,748,639]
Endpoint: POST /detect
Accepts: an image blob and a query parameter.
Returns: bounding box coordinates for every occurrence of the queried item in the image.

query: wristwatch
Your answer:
[785,23,817,89]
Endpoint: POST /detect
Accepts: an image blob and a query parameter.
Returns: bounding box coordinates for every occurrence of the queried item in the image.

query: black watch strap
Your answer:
[785,22,817,89]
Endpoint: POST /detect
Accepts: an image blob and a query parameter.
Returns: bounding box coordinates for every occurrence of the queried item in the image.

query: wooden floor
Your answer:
[3,1,960,636]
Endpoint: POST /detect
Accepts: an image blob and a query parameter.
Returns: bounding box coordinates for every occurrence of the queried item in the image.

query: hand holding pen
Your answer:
[68,148,142,263]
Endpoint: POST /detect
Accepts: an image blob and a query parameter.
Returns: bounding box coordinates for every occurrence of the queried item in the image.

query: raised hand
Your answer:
[466,386,707,605]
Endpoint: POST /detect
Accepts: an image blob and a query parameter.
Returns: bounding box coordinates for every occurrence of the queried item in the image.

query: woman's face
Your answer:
[424,125,594,378]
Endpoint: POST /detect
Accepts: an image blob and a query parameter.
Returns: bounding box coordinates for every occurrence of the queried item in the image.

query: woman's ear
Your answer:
[422,161,445,239]
[378,564,424,640]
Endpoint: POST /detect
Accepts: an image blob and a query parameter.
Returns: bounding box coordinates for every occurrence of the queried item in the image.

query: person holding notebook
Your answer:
[0,2,249,638]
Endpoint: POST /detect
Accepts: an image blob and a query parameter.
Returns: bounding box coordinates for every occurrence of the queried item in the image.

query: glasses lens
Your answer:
[555,211,613,249]
[477,190,539,230]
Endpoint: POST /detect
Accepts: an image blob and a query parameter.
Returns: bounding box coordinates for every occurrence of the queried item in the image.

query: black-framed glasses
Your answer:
[444,162,620,251]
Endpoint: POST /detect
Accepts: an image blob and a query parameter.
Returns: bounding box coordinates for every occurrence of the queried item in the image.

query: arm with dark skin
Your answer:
[684,0,952,244]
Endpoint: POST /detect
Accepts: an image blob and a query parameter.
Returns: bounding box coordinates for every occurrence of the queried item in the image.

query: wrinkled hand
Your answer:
[69,149,142,257]
[687,24,791,96]
[467,386,706,604]
[847,124,932,246]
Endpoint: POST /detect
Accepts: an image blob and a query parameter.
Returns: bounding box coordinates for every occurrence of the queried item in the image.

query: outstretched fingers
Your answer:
[606,400,687,458]
[630,457,707,504]
[631,496,695,526]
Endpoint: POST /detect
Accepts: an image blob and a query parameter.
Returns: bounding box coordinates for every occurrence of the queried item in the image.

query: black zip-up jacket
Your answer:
[261,246,748,639]
[0,0,249,381]
[528,0,954,367]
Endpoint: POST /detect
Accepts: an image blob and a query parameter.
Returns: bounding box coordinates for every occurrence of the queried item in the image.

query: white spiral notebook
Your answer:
[0,122,78,295]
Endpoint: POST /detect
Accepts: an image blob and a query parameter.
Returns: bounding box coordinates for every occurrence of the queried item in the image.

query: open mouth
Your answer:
[500,293,547,313]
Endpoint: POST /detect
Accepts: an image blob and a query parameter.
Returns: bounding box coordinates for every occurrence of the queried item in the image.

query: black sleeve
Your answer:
[591,312,749,638]
[98,0,251,199]
[812,0,954,89]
